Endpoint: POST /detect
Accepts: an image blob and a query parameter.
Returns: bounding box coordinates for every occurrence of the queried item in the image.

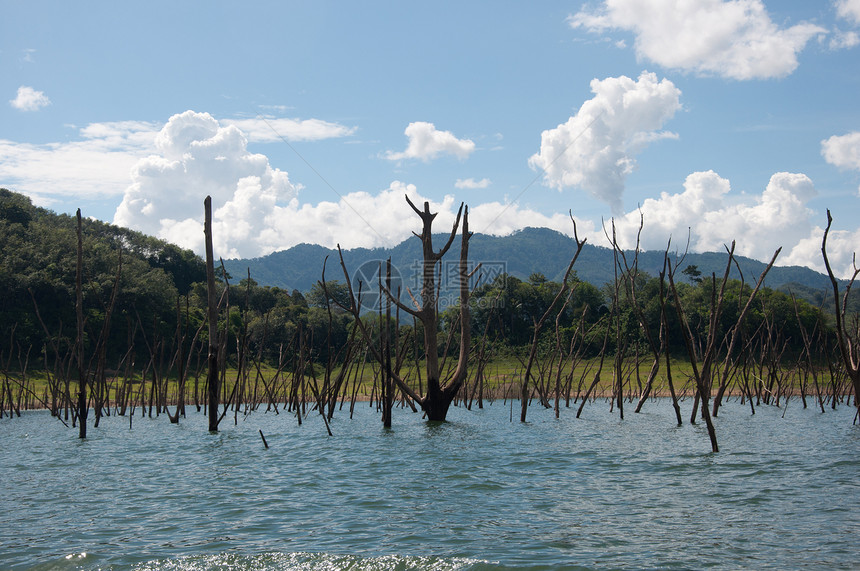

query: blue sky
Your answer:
[2,0,860,277]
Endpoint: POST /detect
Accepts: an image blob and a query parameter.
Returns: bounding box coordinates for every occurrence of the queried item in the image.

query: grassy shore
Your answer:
[2,355,849,415]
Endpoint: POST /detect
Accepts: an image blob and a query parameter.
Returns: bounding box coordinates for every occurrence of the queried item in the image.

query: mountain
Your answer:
[224,227,838,295]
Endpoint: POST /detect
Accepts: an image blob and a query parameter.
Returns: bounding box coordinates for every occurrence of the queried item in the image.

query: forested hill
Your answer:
[0,188,205,350]
[224,227,837,295]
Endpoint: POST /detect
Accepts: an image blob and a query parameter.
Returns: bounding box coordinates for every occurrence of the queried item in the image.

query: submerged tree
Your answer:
[519,214,586,422]
[667,241,780,452]
[329,196,472,421]
[75,209,86,439]
[821,210,860,416]
[204,196,221,432]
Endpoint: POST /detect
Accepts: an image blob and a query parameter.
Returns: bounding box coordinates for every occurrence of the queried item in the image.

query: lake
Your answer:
[1,398,858,570]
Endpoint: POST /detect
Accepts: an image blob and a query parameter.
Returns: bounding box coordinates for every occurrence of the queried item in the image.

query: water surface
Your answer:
[1,399,858,569]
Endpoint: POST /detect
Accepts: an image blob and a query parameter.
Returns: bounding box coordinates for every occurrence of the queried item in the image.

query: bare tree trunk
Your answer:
[204,196,221,432]
[821,210,860,415]
[382,260,394,427]
[521,215,586,422]
[93,247,122,427]
[75,209,87,439]
[577,320,611,418]
[325,197,472,422]
[668,242,780,452]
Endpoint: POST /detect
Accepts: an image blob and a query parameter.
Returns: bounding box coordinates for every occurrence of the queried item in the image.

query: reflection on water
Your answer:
[2,400,858,570]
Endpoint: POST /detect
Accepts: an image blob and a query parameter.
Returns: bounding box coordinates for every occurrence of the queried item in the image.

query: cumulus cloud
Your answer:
[470,201,594,239]
[110,112,468,258]
[384,122,475,162]
[605,169,857,278]
[9,86,51,111]
[822,131,860,173]
[570,0,825,80]
[111,111,588,260]
[253,182,592,254]
[113,111,297,257]
[613,171,816,259]
[626,170,816,258]
[240,182,469,258]
[455,177,491,189]
[782,224,860,280]
[125,167,593,260]
[224,116,356,143]
[529,71,681,213]
[822,132,860,194]
[836,0,860,25]
[0,111,353,210]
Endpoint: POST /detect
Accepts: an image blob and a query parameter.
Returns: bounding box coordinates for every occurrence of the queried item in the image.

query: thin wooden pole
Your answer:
[204,196,220,432]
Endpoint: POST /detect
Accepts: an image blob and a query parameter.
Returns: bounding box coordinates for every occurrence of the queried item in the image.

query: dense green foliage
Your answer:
[0,189,358,371]
[0,189,204,363]
[456,269,830,360]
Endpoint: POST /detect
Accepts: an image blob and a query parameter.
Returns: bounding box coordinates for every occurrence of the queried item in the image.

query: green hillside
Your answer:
[0,188,205,358]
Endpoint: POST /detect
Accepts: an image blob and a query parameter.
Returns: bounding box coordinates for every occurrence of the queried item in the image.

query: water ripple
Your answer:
[1,400,858,570]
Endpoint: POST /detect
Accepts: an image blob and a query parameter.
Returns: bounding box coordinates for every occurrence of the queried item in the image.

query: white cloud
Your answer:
[109,112,591,260]
[606,170,860,278]
[455,177,491,189]
[528,71,681,213]
[224,116,356,143]
[129,170,594,261]
[470,201,594,239]
[829,29,860,49]
[782,224,860,280]
[9,86,51,111]
[836,0,860,25]
[570,0,826,80]
[822,131,860,194]
[822,131,860,170]
[250,182,594,259]
[177,179,460,259]
[256,182,453,256]
[384,122,475,162]
[0,121,158,204]
[113,110,297,257]
[108,114,498,260]
[0,111,349,209]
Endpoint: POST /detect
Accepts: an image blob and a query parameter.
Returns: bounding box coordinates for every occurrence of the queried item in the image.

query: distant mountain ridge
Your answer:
[223,227,837,295]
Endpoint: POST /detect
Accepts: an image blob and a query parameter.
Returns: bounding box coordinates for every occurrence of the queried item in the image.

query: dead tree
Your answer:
[711,258,767,417]
[657,253,683,425]
[821,210,860,415]
[469,287,504,410]
[609,217,667,416]
[381,259,394,427]
[667,242,779,452]
[74,209,88,439]
[327,197,472,421]
[607,223,626,419]
[520,215,586,422]
[204,196,221,432]
[792,293,827,413]
[551,290,574,418]
[576,316,612,418]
